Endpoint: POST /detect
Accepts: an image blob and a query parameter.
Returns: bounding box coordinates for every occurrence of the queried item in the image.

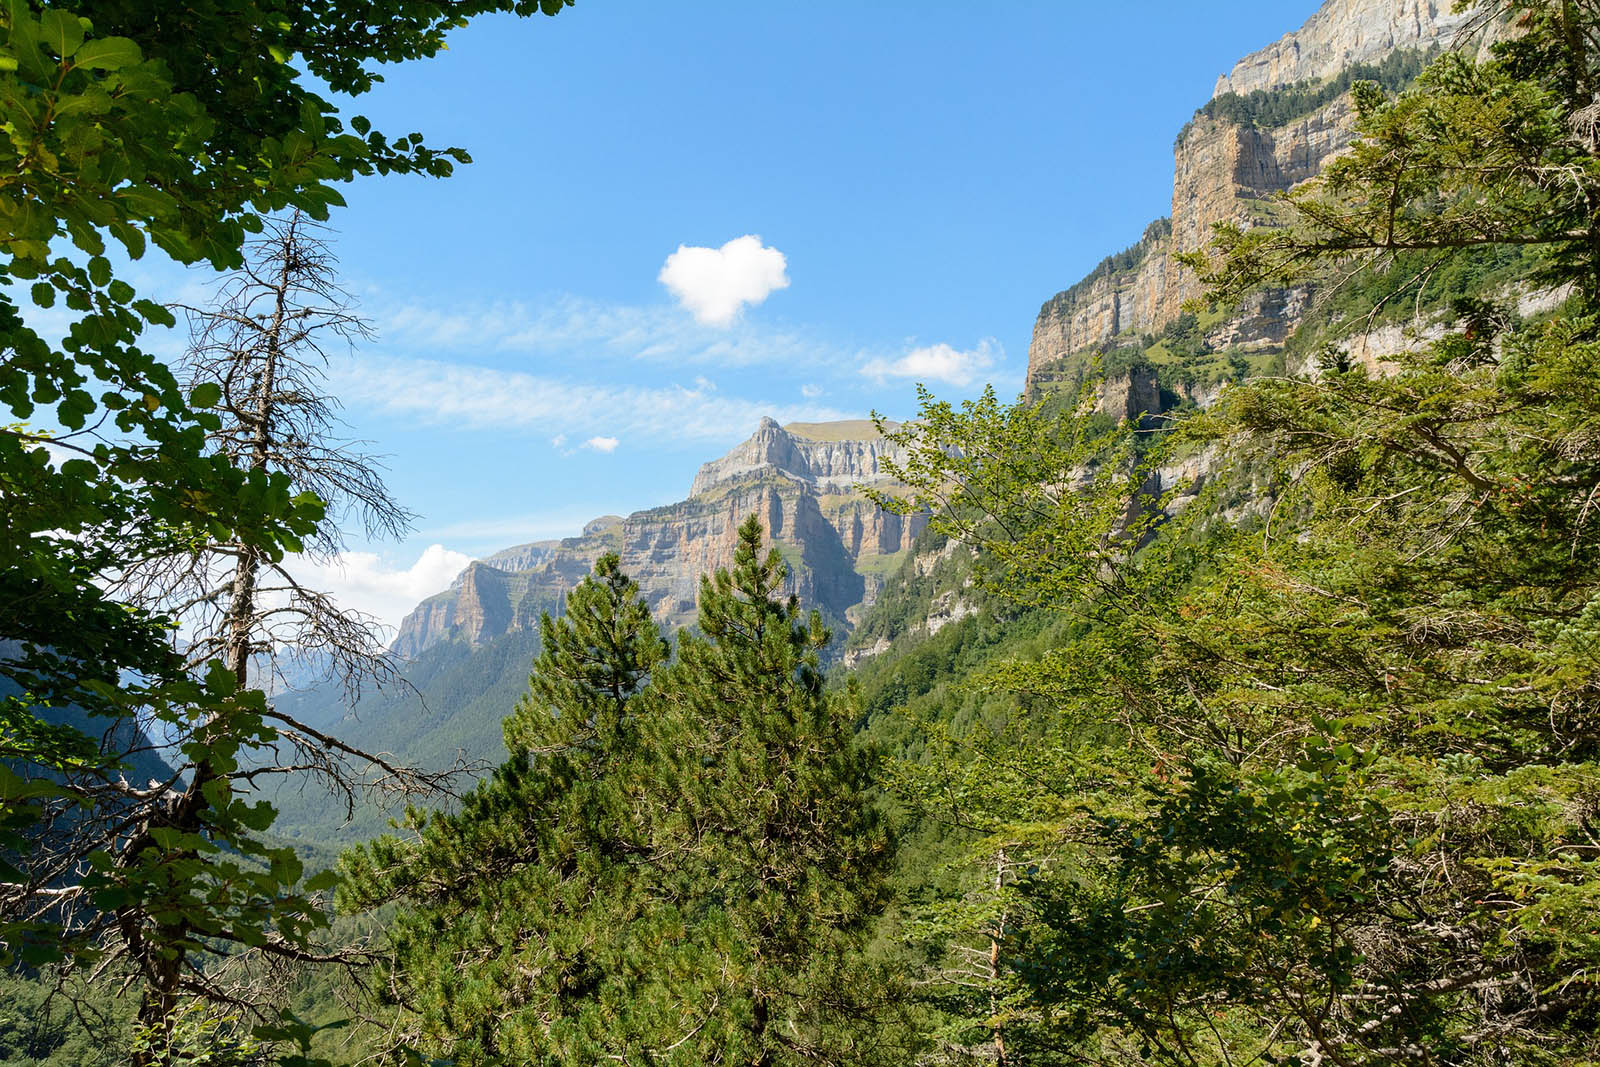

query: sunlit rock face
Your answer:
[392,419,926,659]
[1027,0,1471,393]
[1212,0,1469,98]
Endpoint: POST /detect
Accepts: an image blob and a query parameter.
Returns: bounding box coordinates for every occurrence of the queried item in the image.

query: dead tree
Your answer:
[13,213,468,1058]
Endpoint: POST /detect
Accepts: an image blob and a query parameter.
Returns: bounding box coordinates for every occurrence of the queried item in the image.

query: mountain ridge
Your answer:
[392,417,925,660]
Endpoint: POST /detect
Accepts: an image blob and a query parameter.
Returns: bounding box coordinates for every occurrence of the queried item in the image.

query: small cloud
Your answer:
[694,375,717,392]
[585,435,620,453]
[800,383,824,399]
[551,433,567,448]
[861,339,1000,388]
[659,235,790,327]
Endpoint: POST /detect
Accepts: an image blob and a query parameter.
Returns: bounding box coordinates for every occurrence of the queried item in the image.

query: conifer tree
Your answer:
[337,554,668,1064]
[633,515,898,1066]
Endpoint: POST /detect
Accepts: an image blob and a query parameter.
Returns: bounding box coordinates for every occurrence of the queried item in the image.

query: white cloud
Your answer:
[658,235,790,327]
[585,435,620,453]
[330,355,856,444]
[800,383,824,399]
[861,339,1000,388]
[551,433,567,448]
[292,544,472,636]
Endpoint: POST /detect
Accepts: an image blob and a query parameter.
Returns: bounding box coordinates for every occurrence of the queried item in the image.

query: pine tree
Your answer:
[337,554,668,1065]
[342,527,903,1065]
[630,515,899,1066]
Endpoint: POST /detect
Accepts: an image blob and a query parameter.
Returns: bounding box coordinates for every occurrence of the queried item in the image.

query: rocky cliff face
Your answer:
[689,418,905,496]
[391,420,926,660]
[1213,0,1468,97]
[1026,0,1462,392]
[1027,94,1356,388]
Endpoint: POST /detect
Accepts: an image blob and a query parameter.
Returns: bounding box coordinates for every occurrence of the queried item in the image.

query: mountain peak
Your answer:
[688,418,903,498]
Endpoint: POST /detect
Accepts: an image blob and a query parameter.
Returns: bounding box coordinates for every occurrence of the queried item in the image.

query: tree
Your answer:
[93,214,468,1050]
[341,524,904,1065]
[1182,0,1600,305]
[147,211,413,694]
[1,0,578,1055]
[636,515,898,1066]
[338,554,670,1065]
[876,4,1600,1062]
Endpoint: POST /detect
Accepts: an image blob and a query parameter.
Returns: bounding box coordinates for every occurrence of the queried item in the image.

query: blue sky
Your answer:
[145,1,1324,630]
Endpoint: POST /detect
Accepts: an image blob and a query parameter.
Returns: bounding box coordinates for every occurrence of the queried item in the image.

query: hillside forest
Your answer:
[7,0,1600,1065]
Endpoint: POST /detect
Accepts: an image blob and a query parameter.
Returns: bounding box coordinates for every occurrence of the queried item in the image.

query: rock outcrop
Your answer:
[1026,0,1470,392]
[1213,0,1469,98]
[1027,94,1357,389]
[392,420,927,660]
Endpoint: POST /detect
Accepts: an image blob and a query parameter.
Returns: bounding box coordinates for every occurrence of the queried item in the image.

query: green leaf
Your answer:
[37,9,85,58]
[302,869,340,893]
[189,382,221,409]
[70,35,140,70]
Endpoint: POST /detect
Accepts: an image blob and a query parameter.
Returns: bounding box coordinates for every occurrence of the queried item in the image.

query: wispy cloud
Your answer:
[861,339,1001,388]
[330,355,857,443]
[584,435,620,453]
[370,293,818,371]
[291,544,472,636]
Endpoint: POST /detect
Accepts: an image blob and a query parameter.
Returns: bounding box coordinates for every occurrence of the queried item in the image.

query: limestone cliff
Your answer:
[1027,92,1356,389]
[1027,220,1173,376]
[391,419,926,659]
[1026,0,1467,393]
[1213,0,1468,98]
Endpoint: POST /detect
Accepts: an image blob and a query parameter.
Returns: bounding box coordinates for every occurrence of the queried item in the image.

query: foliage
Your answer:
[866,4,1600,1063]
[0,0,578,1058]
[1181,2,1600,307]
[342,529,903,1065]
[0,971,132,1066]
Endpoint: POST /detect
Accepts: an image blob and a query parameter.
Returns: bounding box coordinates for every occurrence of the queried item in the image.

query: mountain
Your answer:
[392,417,925,659]
[1026,0,1472,395]
[267,418,925,842]
[1213,0,1470,97]
[273,0,1482,841]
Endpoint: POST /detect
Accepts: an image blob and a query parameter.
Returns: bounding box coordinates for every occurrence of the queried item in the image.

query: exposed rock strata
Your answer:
[1213,0,1469,98]
[1027,93,1363,390]
[392,420,926,660]
[1027,0,1475,392]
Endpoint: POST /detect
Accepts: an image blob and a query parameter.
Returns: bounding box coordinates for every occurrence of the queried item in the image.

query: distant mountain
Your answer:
[392,417,926,659]
[273,0,1491,846]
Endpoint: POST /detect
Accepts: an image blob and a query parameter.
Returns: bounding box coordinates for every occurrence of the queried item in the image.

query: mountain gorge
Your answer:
[269,0,1466,839]
[394,2,1474,677]
[19,0,1600,1061]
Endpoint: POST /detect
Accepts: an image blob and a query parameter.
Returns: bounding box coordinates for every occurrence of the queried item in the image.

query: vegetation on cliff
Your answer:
[864,3,1600,1061]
